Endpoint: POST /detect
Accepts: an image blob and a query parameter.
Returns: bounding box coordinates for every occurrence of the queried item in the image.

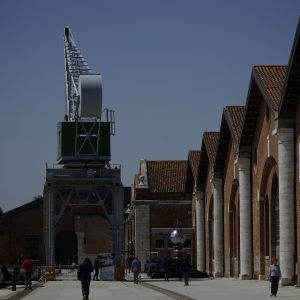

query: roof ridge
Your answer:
[253,66,287,111]
[224,106,246,144]
[146,160,187,162]
[254,64,287,67]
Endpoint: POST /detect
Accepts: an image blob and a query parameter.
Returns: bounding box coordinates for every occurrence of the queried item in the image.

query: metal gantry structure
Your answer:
[43,27,124,270]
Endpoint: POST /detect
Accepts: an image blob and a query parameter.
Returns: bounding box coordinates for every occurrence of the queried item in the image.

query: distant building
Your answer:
[125,158,196,270]
[0,188,130,265]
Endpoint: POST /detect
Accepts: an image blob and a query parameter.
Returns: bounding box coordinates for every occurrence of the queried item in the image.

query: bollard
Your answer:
[11,273,16,291]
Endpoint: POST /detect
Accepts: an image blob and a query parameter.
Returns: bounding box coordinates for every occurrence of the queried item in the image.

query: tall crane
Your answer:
[58,27,115,163]
[43,27,124,269]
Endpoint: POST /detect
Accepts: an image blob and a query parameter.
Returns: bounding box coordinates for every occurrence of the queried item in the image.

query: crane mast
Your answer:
[64,27,93,121]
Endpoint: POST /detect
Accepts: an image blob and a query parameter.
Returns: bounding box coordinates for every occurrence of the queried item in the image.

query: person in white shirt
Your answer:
[269,257,281,297]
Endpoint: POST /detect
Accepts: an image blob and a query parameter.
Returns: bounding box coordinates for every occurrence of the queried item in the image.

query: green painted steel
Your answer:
[57,121,111,162]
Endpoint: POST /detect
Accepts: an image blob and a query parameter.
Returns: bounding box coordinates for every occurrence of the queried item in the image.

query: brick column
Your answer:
[212,177,224,277]
[238,157,252,279]
[277,128,295,285]
[196,189,205,272]
[135,204,150,271]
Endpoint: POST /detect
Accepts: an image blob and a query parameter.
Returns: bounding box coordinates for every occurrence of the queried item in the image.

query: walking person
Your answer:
[77,257,93,300]
[131,256,141,284]
[22,257,33,290]
[269,257,281,297]
[93,256,100,280]
[180,257,190,286]
[126,257,132,273]
[163,254,171,281]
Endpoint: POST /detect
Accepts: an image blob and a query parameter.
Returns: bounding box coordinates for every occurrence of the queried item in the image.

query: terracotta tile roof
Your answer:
[254,66,287,110]
[188,150,201,181]
[224,106,246,144]
[146,160,192,193]
[203,132,220,166]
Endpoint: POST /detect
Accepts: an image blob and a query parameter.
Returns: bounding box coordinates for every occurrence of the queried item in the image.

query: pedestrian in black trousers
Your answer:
[131,256,141,284]
[180,257,190,286]
[78,257,93,300]
[269,257,281,297]
[163,254,171,281]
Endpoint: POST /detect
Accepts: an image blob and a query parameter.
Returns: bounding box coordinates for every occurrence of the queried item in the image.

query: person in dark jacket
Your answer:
[163,254,171,281]
[180,257,190,286]
[131,256,141,284]
[77,257,93,300]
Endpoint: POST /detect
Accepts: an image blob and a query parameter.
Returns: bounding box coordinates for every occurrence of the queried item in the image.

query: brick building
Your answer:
[0,187,130,266]
[126,158,195,270]
[215,106,245,278]
[194,18,300,285]
[0,198,44,265]
[198,132,220,276]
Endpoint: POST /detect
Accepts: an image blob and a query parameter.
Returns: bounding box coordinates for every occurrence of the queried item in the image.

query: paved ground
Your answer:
[1,273,300,300]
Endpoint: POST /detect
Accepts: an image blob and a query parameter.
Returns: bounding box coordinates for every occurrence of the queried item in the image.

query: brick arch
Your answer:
[259,156,277,197]
[229,179,240,277]
[258,156,278,276]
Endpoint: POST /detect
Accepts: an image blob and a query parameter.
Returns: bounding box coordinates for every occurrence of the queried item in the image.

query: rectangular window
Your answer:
[155,239,165,249]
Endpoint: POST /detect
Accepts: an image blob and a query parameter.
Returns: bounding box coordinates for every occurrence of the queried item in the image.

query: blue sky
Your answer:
[0,1,299,212]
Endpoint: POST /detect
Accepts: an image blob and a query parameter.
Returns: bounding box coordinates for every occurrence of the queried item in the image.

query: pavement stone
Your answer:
[0,274,300,300]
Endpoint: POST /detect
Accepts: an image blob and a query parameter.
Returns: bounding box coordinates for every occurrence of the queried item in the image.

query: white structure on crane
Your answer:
[64,27,102,121]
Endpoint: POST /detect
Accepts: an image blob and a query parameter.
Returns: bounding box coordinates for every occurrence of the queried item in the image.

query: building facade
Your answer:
[0,185,130,266]
[126,159,194,270]
[194,19,300,285]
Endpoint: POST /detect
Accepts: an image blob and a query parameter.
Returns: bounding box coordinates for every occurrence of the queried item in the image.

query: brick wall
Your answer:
[295,104,300,266]
[251,102,278,278]
[0,199,44,265]
[150,203,191,228]
[223,139,238,277]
